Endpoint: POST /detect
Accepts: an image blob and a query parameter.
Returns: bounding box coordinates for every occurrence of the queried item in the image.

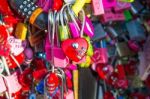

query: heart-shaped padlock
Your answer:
[62,38,88,62]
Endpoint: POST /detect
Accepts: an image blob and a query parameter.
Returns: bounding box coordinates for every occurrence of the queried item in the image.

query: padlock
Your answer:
[92,40,108,65]
[101,8,125,23]
[84,36,93,56]
[0,76,6,93]
[79,16,94,38]
[115,42,135,57]
[121,35,140,53]
[105,26,118,39]
[47,12,70,68]
[19,68,33,92]
[123,10,132,21]
[102,0,117,8]
[92,23,106,41]
[32,58,47,81]
[113,1,131,12]
[126,20,146,41]
[59,10,70,41]
[92,0,104,15]
[36,79,44,94]
[15,22,27,40]
[72,0,86,16]
[4,72,22,94]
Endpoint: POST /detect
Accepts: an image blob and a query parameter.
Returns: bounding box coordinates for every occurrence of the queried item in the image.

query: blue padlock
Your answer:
[36,80,44,94]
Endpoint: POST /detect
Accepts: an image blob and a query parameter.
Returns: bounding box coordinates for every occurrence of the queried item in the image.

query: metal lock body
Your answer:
[116,42,135,57]
[92,23,106,41]
[126,20,146,41]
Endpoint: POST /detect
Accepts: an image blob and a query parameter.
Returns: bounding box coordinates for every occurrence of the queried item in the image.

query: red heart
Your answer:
[62,38,88,62]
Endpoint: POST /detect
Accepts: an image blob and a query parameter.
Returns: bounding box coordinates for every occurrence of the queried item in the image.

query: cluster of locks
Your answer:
[0,0,150,99]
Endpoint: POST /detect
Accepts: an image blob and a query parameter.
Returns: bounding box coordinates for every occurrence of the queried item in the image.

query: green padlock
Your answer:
[84,36,93,57]
[124,10,132,21]
[59,10,70,41]
[59,25,70,41]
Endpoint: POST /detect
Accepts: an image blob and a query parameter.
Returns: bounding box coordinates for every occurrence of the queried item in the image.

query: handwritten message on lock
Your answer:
[7,36,24,56]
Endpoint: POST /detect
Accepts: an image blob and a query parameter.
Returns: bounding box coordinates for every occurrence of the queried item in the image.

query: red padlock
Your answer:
[5,53,25,69]
[19,68,33,92]
[32,58,48,81]
[104,91,115,99]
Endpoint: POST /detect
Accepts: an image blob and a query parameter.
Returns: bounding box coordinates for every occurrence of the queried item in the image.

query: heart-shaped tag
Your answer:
[62,38,88,62]
[7,36,24,56]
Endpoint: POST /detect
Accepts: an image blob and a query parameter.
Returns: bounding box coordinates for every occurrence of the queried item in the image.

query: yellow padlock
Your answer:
[72,0,86,16]
[119,0,134,2]
[15,23,27,40]
[84,36,94,57]
[79,56,91,68]
[85,0,91,3]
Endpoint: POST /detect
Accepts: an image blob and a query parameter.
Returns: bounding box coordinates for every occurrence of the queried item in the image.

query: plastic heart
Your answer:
[62,38,88,62]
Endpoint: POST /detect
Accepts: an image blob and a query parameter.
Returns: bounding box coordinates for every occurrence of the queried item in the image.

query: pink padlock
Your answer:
[92,0,104,15]
[45,34,69,68]
[102,0,117,8]
[92,41,108,65]
[4,72,22,94]
[78,16,94,38]
[114,2,131,12]
[101,8,115,23]
[101,8,125,23]
[0,76,6,93]
[64,90,74,99]
[69,22,80,38]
